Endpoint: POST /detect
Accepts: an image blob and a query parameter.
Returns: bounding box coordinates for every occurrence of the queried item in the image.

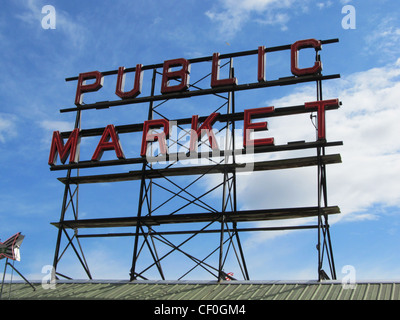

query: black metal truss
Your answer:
[51,111,92,281]
[127,62,252,281]
[51,39,341,282]
[315,62,337,281]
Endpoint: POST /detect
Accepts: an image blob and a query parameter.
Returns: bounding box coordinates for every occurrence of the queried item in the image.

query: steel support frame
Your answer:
[51,40,340,282]
[315,52,337,280]
[129,60,250,281]
[317,144,337,280]
[52,111,92,281]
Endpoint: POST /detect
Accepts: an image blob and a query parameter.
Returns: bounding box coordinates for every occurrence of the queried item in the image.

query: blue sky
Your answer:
[1,0,400,283]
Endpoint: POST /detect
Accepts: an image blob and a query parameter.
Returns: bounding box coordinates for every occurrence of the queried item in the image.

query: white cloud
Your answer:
[317,1,333,10]
[365,18,400,62]
[233,61,400,256]
[14,0,41,25]
[39,120,74,133]
[254,12,290,31]
[326,66,400,218]
[205,0,297,37]
[0,113,18,143]
[235,58,400,245]
[38,119,75,148]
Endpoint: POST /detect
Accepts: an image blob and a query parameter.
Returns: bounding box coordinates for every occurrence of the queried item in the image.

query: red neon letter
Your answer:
[161,58,190,94]
[211,53,237,88]
[48,128,80,165]
[243,107,275,148]
[291,39,322,76]
[258,46,266,82]
[305,99,339,140]
[190,113,220,152]
[91,125,125,161]
[115,64,143,99]
[140,119,170,156]
[74,71,104,106]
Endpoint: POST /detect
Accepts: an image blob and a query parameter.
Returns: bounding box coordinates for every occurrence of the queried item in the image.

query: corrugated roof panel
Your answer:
[336,284,353,300]
[389,283,398,300]
[376,283,388,300]
[230,284,257,300]
[246,284,269,299]
[250,284,276,299]
[298,283,318,300]
[148,283,171,299]
[226,284,254,300]
[364,283,378,300]
[80,283,112,298]
[263,283,280,300]
[324,283,342,300]
[184,284,211,300]
[281,283,303,300]
[222,283,245,300]
[313,284,329,299]
[130,283,157,299]
[351,283,367,300]
[163,283,197,300]
[103,283,126,299]
[1,281,400,300]
[272,284,292,300]
[193,284,220,300]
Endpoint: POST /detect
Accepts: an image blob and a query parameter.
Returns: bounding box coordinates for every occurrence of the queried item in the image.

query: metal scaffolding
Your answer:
[50,39,342,282]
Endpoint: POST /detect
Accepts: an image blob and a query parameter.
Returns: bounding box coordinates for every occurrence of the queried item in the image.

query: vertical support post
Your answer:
[315,52,336,280]
[130,68,158,281]
[230,65,249,281]
[316,51,324,280]
[317,144,323,281]
[52,110,92,280]
[218,58,249,281]
[0,258,8,298]
[218,59,233,282]
[232,115,249,279]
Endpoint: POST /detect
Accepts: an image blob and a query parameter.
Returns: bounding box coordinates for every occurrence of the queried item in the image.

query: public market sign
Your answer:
[48,38,340,168]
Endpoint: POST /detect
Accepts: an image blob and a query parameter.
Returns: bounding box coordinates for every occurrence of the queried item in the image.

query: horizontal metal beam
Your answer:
[65,38,339,81]
[50,141,343,171]
[51,206,340,229]
[60,74,340,113]
[59,103,341,138]
[76,224,320,238]
[57,154,342,184]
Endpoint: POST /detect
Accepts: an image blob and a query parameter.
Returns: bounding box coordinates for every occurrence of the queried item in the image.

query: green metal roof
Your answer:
[1,280,400,300]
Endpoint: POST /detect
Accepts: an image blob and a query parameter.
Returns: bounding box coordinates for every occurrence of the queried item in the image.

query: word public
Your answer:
[48,39,338,166]
[73,39,324,106]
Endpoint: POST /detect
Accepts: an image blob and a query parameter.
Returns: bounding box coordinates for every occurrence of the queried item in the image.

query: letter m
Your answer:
[48,128,80,165]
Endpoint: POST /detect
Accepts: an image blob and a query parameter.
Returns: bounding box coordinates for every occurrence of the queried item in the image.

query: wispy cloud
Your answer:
[39,120,74,133]
[0,113,18,143]
[15,0,87,49]
[316,1,333,10]
[38,120,75,148]
[365,17,400,62]
[234,57,400,242]
[205,0,299,37]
